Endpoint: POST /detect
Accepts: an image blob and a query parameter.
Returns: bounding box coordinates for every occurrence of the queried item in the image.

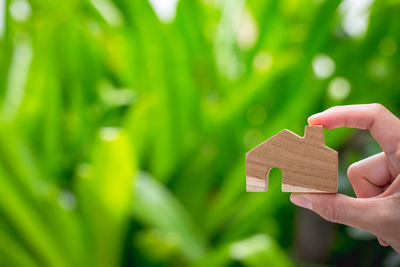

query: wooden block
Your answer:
[246,125,337,193]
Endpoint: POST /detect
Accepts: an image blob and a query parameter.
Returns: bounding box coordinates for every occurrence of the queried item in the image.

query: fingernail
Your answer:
[290,194,312,210]
[307,113,322,125]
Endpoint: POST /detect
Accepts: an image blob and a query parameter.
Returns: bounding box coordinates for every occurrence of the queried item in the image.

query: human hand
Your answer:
[290,104,400,253]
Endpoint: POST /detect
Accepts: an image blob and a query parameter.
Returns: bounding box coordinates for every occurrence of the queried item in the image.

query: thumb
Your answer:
[290,193,383,234]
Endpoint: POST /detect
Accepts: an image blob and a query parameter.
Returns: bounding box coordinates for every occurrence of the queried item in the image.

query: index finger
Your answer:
[308,104,400,155]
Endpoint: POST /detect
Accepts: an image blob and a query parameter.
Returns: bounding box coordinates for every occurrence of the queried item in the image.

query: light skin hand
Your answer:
[290,104,400,253]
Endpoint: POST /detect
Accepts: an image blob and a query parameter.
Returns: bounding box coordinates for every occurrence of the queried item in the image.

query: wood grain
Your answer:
[246,125,337,193]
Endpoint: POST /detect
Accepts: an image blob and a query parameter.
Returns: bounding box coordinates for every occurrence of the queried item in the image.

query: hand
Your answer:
[290,104,400,253]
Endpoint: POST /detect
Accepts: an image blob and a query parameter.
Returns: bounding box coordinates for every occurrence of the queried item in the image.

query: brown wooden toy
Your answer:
[246,125,337,193]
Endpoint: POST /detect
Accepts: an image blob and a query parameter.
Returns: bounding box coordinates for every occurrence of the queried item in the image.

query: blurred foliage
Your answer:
[0,0,400,266]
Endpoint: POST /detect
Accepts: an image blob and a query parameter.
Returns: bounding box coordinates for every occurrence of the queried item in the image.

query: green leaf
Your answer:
[77,128,136,267]
[132,172,207,261]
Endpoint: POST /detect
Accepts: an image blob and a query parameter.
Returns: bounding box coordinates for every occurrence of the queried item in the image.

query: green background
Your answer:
[0,0,399,266]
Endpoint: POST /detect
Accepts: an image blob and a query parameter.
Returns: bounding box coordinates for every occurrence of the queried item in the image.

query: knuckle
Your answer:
[367,103,386,129]
[320,202,339,223]
[347,163,361,180]
[328,106,340,112]
[372,103,386,114]
[395,151,400,161]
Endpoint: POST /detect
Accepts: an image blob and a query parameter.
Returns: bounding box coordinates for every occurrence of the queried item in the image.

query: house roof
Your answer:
[246,128,336,156]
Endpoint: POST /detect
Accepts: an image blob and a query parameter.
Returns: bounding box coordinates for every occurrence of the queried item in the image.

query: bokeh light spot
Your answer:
[253,51,273,73]
[0,0,5,38]
[100,127,121,141]
[148,0,179,23]
[99,81,137,107]
[379,37,397,57]
[230,234,272,260]
[76,163,93,179]
[247,105,267,126]
[90,0,123,27]
[244,129,263,150]
[328,77,351,101]
[339,0,374,39]
[86,21,102,37]
[312,54,335,79]
[367,57,391,81]
[9,0,31,22]
[58,190,77,210]
[237,9,258,50]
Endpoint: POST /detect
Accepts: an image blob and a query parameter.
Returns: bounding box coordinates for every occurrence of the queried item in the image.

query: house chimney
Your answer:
[304,125,324,144]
